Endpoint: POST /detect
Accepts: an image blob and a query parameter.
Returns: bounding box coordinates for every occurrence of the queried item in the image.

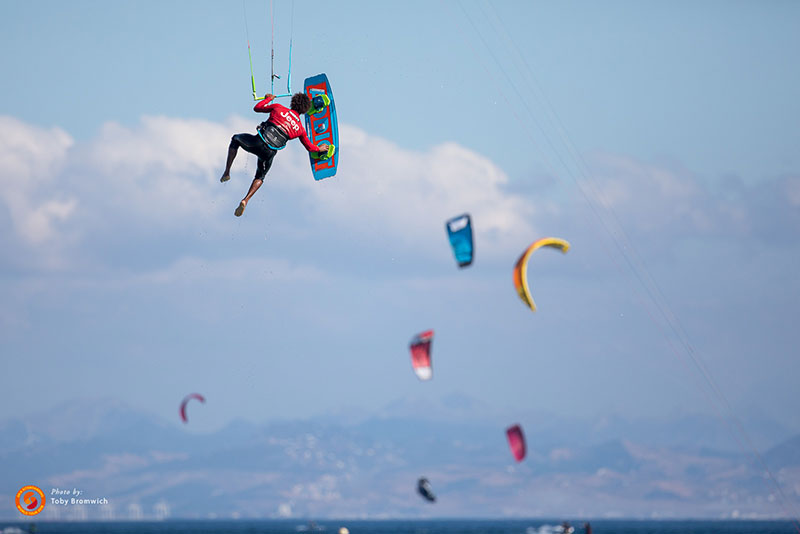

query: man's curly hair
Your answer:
[290,93,312,114]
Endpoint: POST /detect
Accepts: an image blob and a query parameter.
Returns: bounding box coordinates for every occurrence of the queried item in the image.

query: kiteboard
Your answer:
[304,73,339,180]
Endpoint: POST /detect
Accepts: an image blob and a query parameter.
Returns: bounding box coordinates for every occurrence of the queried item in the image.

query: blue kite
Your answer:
[445,214,474,268]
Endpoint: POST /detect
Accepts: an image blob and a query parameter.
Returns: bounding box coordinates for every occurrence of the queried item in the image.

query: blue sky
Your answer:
[1,0,799,443]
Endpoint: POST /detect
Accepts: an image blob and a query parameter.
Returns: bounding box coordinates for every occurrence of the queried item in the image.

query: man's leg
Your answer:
[234,157,268,217]
[220,136,241,183]
[235,179,263,216]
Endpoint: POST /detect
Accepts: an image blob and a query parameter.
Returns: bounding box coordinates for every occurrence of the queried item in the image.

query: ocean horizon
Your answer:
[1,518,798,534]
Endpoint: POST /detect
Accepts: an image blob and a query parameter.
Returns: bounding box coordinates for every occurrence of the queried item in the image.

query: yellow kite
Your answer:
[512,237,570,312]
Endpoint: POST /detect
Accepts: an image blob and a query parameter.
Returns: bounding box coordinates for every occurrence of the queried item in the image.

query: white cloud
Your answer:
[274,124,538,257]
[0,116,73,179]
[0,116,76,246]
[570,152,798,242]
[582,153,705,233]
[82,115,251,223]
[5,114,792,278]
[1,115,539,271]
[20,198,78,244]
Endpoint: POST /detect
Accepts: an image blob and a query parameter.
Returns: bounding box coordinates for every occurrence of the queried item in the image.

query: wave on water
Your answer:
[526,526,574,534]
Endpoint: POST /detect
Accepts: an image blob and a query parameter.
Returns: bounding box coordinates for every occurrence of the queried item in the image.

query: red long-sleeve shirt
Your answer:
[254,97,321,152]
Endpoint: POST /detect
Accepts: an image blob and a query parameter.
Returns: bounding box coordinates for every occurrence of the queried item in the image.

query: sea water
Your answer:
[0,519,796,534]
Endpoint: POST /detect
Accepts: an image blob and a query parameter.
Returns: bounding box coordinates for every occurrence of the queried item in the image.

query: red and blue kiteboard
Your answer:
[304,73,339,180]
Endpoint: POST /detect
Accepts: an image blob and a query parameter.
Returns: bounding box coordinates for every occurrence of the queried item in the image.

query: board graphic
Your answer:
[304,73,339,180]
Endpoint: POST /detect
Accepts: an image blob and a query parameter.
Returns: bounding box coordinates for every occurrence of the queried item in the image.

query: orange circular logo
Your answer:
[16,486,46,516]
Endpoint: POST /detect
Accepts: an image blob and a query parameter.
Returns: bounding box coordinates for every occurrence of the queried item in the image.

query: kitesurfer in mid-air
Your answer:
[220,92,330,217]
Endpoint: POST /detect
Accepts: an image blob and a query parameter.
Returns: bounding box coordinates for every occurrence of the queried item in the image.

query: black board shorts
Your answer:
[230,133,277,180]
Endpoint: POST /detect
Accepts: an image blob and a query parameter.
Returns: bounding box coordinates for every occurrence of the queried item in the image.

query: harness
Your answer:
[257,122,289,150]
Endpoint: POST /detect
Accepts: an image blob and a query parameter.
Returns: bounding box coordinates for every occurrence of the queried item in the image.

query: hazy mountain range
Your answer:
[2,395,799,521]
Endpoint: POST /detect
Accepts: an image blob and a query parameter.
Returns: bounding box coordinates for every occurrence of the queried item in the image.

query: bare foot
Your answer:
[220,174,231,183]
[234,200,246,217]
